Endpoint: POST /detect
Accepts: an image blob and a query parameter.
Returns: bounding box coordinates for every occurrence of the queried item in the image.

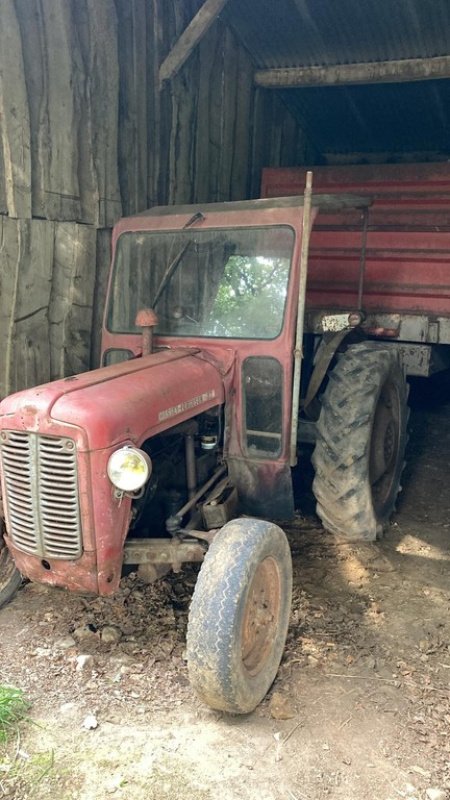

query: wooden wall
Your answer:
[0,0,309,396]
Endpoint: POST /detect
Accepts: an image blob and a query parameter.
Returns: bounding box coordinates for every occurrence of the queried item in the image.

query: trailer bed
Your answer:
[262,163,450,343]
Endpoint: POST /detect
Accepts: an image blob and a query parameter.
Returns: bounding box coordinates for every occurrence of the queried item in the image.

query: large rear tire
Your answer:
[312,344,409,541]
[187,518,292,714]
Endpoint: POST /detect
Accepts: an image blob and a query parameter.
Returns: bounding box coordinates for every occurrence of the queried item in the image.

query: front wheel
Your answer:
[312,344,409,541]
[186,518,292,714]
[0,531,22,609]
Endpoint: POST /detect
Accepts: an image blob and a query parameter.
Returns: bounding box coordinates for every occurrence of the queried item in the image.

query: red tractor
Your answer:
[0,175,414,712]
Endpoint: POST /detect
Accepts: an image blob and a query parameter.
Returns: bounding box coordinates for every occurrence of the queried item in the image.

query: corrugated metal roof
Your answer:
[223,0,450,69]
[222,0,450,157]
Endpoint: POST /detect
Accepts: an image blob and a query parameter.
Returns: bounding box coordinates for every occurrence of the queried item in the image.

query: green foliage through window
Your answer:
[211,256,290,338]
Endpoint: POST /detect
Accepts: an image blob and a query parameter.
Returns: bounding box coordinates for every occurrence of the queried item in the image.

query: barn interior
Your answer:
[1,3,450,798]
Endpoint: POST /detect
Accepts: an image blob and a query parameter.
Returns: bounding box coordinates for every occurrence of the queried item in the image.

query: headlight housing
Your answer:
[107,447,152,493]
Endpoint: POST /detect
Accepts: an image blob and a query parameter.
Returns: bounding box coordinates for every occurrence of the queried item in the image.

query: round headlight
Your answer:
[107,447,152,493]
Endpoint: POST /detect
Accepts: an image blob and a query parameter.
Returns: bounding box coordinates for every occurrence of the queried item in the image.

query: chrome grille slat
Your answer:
[0,431,82,560]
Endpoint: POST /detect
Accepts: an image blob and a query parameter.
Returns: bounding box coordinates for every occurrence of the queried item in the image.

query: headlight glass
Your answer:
[107,447,152,492]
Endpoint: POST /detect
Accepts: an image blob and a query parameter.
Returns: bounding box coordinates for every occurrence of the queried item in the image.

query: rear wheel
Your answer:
[186,518,292,714]
[0,529,21,609]
[312,344,409,541]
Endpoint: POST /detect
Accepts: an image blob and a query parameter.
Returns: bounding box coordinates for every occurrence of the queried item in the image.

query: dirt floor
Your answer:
[1,375,450,800]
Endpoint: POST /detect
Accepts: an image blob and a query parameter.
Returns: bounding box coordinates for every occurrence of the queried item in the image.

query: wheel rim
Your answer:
[369,379,401,514]
[241,557,281,677]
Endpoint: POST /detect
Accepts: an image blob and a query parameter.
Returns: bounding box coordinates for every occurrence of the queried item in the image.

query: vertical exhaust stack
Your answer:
[290,170,313,467]
[135,308,159,356]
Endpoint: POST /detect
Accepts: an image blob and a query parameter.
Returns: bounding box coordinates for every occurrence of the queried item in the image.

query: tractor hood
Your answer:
[0,349,225,451]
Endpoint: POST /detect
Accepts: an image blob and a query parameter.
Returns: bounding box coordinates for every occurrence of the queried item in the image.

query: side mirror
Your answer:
[135,308,159,356]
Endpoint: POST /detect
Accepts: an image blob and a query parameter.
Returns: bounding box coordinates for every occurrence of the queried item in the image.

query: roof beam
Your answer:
[159,0,230,86]
[254,55,450,88]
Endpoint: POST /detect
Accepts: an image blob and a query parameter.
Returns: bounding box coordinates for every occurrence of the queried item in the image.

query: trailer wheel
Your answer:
[312,344,409,541]
[0,531,21,609]
[186,518,292,714]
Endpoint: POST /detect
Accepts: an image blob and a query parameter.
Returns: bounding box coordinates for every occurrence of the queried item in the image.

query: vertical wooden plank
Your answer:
[193,24,215,203]
[207,24,223,201]
[0,140,7,216]
[36,0,82,221]
[171,65,198,204]
[115,0,148,215]
[217,25,239,201]
[167,0,188,204]
[80,0,122,227]
[0,0,31,219]
[250,88,268,198]
[49,223,97,379]
[230,37,253,200]
[155,0,179,205]
[70,0,100,227]
[14,0,50,219]
[269,94,284,166]
[0,218,54,396]
[147,0,163,206]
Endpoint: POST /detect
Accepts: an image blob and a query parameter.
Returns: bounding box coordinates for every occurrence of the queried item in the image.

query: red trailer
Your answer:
[262,162,450,375]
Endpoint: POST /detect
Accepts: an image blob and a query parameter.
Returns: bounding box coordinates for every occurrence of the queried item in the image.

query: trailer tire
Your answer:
[186,518,292,714]
[0,532,21,609]
[312,344,408,541]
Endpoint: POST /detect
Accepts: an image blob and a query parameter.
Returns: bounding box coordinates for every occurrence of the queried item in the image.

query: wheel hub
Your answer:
[241,557,281,676]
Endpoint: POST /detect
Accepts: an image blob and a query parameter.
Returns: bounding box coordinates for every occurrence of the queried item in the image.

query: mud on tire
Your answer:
[312,343,409,542]
[186,518,292,714]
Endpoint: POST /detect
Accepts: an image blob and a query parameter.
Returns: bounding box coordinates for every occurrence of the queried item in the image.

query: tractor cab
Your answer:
[101,196,315,522]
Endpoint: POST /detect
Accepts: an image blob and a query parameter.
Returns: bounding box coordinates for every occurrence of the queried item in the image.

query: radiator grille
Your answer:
[0,431,82,560]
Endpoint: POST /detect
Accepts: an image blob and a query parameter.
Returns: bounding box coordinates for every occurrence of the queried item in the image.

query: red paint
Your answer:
[262,163,450,317]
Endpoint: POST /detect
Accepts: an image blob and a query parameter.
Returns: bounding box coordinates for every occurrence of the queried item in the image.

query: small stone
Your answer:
[101,626,122,645]
[59,702,77,714]
[82,714,98,730]
[269,691,296,720]
[33,647,51,657]
[54,636,76,651]
[368,556,395,573]
[108,654,135,670]
[106,774,125,794]
[426,789,447,800]
[28,583,49,594]
[411,766,431,778]
[74,625,97,641]
[76,654,94,672]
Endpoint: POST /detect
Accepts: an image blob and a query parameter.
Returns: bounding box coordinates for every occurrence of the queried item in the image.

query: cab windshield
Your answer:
[108,225,294,340]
